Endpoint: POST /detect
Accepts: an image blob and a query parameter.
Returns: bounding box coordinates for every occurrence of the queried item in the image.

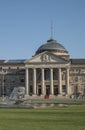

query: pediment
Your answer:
[25,52,68,64]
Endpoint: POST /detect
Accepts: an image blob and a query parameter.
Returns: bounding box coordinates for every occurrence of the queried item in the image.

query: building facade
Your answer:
[0,38,85,98]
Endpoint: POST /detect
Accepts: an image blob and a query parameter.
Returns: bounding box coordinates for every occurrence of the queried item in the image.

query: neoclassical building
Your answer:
[0,38,85,98]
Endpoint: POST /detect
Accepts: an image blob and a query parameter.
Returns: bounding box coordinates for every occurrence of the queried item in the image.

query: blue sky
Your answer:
[0,0,85,59]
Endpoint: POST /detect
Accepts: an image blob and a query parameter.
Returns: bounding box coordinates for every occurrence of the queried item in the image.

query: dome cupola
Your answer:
[35,38,69,61]
[36,39,68,54]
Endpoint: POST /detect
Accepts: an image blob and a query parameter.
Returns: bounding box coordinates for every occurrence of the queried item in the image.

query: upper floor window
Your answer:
[45,69,50,80]
[82,76,85,82]
[53,69,58,80]
[74,76,78,82]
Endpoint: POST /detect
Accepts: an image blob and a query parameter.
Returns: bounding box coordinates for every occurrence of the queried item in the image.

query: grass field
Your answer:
[0,106,85,130]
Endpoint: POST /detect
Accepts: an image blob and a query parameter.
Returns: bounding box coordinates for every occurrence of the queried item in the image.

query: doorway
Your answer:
[54,85,58,95]
[38,85,41,96]
[46,85,50,96]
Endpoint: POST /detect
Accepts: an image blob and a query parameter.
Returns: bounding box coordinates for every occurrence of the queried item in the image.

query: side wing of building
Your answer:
[70,59,85,97]
[0,60,25,96]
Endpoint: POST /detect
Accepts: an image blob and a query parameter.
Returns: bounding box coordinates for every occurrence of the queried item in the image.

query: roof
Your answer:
[36,39,68,54]
[0,60,5,64]
[4,59,25,64]
[71,59,85,64]
[0,59,25,65]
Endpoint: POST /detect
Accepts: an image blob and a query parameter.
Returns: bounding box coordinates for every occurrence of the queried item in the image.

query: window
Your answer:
[74,86,78,94]
[45,69,50,80]
[82,76,85,82]
[53,69,58,80]
[20,79,24,83]
[74,76,78,82]
[62,85,66,93]
[37,69,41,81]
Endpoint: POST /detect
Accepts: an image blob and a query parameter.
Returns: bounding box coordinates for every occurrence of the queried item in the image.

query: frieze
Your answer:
[25,63,70,68]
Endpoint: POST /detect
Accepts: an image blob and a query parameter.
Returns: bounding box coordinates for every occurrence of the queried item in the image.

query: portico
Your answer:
[25,66,70,97]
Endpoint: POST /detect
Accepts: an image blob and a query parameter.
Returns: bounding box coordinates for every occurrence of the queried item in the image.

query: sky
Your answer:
[0,0,85,59]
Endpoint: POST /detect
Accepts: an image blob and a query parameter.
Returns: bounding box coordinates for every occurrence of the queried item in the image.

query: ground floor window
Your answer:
[62,85,66,93]
[74,86,78,95]
[83,86,85,96]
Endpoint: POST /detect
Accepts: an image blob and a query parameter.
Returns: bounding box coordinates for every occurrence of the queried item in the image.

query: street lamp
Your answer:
[0,70,7,101]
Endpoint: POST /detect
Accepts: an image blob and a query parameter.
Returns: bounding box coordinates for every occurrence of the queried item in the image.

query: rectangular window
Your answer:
[82,76,85,82]
[53,72,58,80]
[74,76,78,82]
[20,79,24,83]
[74,86,78,94]
[45,69,50,80]
[62,85,66,93]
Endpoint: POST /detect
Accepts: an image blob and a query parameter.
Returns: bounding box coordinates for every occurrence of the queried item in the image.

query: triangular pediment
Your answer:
[25,52,68,64]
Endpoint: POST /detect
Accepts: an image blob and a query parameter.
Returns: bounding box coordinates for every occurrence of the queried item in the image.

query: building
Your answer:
[0,38,85,99]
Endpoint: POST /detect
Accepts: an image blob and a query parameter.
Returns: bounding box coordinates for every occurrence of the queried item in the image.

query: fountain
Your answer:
[10,87,25,100]
[0,87,33,108]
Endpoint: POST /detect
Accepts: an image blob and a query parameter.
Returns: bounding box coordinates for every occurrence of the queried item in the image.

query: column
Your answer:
[50,68,54,95]
[59,68,62,95]
[66,68,70,95]
[41,68,45,95]
[33,68,36,95]
[25,68,29,95]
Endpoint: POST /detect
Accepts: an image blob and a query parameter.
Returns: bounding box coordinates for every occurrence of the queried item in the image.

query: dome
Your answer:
[35,39,68,55]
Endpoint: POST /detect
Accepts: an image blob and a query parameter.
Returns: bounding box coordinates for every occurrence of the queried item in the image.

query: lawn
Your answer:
[0,106,85,130]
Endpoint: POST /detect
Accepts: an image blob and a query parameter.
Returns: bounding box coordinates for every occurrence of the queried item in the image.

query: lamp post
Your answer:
[0,70,7,101]
[2,73,5,101]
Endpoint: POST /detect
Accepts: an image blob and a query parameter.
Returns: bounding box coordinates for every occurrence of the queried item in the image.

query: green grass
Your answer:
[23,99,85,105]
[0,106,85,130]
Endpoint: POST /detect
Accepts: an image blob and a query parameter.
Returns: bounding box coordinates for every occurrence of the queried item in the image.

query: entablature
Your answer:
[25,63,70,69]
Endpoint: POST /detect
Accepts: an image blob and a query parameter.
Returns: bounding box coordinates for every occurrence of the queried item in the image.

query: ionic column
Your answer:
[41,68,45,95]
[50,68,54,95]
[59,68,62,95]
[25,68,29,95]
[33,68,36,95]
[66,68,70,95]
